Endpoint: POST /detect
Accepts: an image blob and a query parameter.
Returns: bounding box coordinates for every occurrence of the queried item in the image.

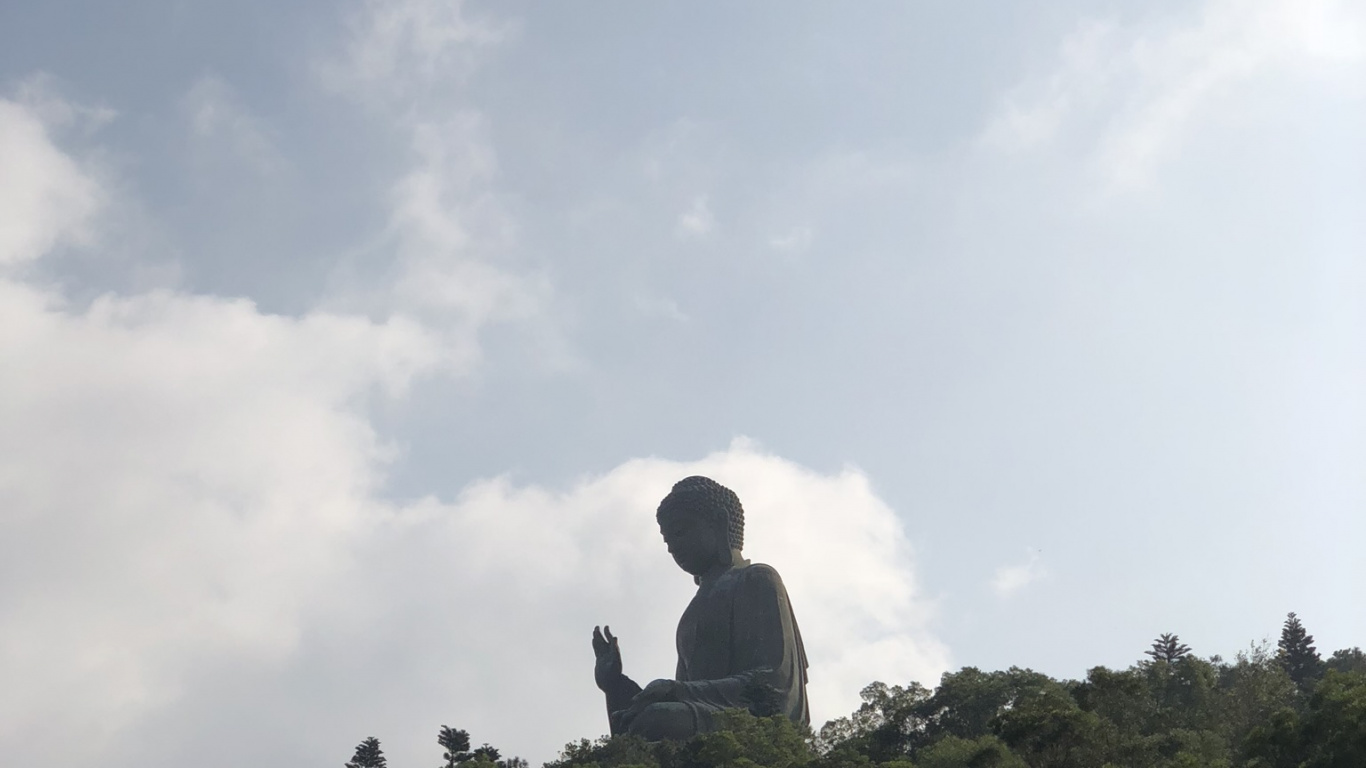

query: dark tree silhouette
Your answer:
[473,744,501,762]
[1145,633,1192,662]
[439,725,472,766]
[1278,612,1323,687]
[346,737,387,768]
[1327,647,1366,675]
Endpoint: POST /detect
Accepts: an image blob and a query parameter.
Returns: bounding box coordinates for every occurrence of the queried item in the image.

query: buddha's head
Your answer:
[656,476,745,578]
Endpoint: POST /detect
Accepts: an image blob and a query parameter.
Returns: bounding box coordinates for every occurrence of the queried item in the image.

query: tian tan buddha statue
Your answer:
[591,476,809,740]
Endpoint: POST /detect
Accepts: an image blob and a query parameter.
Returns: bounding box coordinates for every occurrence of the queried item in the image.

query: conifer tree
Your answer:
[1145,633,1192,662]
[346,737,387,768]
[1278,612,1323,687]
[439,725,472,767]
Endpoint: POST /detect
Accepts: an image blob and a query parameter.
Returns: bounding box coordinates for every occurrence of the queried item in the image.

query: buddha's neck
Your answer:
[694,549,749,586]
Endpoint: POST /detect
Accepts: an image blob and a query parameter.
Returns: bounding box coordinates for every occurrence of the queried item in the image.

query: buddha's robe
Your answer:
[670,559,809,731]
[601,560,809,736]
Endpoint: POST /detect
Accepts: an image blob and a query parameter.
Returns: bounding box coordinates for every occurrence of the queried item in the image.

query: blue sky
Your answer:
[2,1,1363,766]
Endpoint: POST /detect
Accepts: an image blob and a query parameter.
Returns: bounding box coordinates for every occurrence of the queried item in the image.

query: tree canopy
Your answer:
[346,614,1364,768]
[549,614,1365,768]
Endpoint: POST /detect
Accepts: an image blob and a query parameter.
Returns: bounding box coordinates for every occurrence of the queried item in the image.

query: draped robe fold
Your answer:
[604,560,809,735]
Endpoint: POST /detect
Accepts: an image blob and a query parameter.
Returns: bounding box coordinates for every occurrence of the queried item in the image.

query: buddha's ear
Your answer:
[719,542,740,568]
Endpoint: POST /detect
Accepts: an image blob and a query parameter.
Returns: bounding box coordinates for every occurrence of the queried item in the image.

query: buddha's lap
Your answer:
[625,702,697,740]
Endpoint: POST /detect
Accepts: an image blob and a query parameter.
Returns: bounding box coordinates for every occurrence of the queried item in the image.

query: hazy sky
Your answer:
[2,1,1363,766]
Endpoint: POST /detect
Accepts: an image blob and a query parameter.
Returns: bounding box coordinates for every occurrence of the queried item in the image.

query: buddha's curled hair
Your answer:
[657,475,745,551]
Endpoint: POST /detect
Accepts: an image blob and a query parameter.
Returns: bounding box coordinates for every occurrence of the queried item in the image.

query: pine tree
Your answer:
[439,725,472,767]
[346,737,387,768]
[1144,633,1192,663]
[1277,612,1323,688]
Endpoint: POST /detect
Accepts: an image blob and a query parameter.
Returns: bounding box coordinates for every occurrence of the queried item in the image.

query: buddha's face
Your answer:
[658,506,726,576]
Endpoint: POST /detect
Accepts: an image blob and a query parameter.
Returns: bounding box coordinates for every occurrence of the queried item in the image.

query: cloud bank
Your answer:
[0,94,946,767]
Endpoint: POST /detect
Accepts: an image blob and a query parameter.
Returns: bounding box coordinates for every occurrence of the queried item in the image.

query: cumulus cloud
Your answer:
[0,94,445,764]
[153,440,949,767]
[990,550,1046,599]
[0,98,102,265]
[1,94,946,768]
[982,0,1366,188]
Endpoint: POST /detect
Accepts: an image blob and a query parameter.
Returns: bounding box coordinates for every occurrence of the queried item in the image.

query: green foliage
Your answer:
[914,735,1025,768]
[991,682,1109,768]
[549,711,815,768]
[1244,669,1366,768]
[1325,648,1366,676]
[1278,612,1324,690]
[439,724,526,768]
[1146,634,1193,664]
[442,725,474,766]
[346,736,388,768]
[803,625,1353,768]
[362,617,1362,768]
[1216,642,1297,749]
[815,681,931,761]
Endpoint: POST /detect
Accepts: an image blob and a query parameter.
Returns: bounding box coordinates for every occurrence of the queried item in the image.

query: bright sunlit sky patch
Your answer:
[1,1,1363,766]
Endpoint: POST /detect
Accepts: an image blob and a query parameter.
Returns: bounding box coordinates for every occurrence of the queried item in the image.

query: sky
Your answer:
[1,0,1363,765]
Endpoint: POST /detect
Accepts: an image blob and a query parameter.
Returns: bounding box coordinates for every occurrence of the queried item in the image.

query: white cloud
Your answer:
[277,439,949,766]
[183,76,283,174]
[324,0,507,103]
[0,98,102,265]
[318,0,549,364]
[384,114,542,330]
[990,549,1046,599]
[982,0,1366,188]
[0,95,446,765]
[676,194,714,237]
[1,93,947,768]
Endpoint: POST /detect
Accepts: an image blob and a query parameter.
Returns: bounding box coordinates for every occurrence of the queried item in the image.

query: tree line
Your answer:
[348,612,1366,767]
[344,726,528,768]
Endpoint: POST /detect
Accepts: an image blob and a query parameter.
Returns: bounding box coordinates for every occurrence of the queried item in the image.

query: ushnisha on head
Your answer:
[656,476,745,579]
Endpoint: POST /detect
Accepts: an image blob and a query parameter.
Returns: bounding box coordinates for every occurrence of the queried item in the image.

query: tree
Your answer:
[914,735,1026,768]
[1146,633,1192,663]
[814,680,931,761]
[1242,669,1366,768]
[1326,648,1366,676]
[439,725,473,767]
[1216,641,1296,750]
[1299,670,1366,768]
[346,737,387,768]
[1278,612,1323,689]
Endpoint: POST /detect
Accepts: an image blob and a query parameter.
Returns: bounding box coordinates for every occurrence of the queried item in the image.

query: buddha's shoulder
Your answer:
[731,562,788,586]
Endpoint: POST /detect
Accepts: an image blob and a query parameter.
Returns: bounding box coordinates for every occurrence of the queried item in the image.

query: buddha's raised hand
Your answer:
[592,625,624,689]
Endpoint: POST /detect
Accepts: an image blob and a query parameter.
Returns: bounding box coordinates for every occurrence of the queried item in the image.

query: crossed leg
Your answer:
[625,702,697,741]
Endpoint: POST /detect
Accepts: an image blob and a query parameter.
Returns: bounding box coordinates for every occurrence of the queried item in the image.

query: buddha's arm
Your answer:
[594,625,644,734]
[603,673,643,729]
